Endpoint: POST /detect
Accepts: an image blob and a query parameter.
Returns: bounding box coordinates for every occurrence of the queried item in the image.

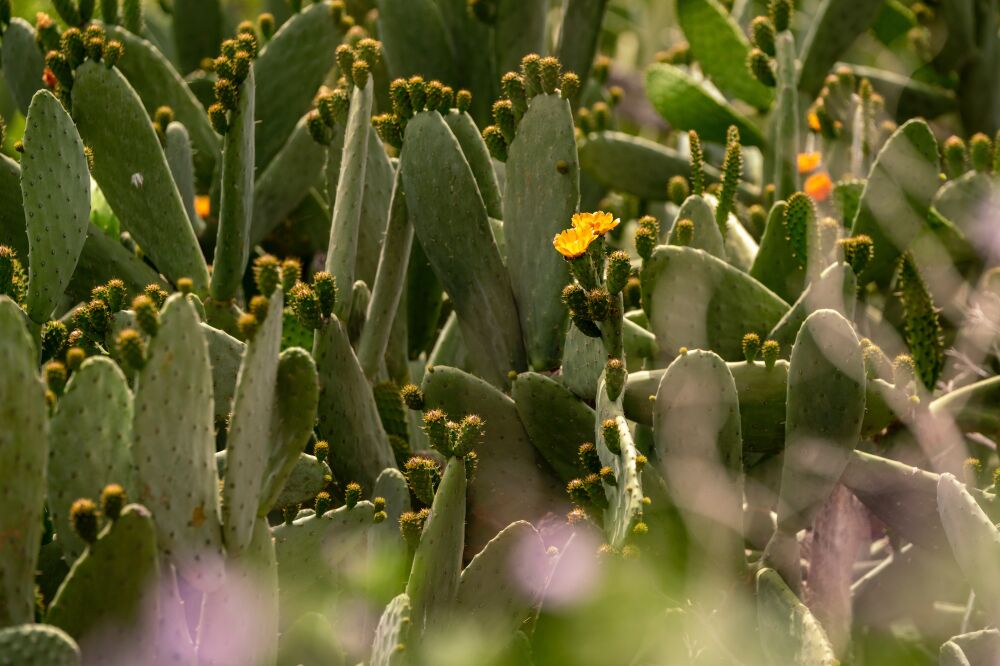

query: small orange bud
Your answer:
[807,111,821,132]
[195,195,211,218]
[42,67,57,89]
[804,171,832,201]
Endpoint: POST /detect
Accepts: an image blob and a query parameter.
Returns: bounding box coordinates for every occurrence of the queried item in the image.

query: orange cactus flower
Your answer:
[42,68,57,90]
[808,111,821,132]
[572,211,620,236]
[553,226,597,259]
[797,151,822,174]
[195,195,211,218]
[804,171,833,202]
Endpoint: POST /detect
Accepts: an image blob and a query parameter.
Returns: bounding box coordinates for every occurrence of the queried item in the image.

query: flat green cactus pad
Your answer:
[21,90,91,323]
[512,371,596,484]
[938,473,1000,623]
[406,458,465,637]
[653,350,744,577]
[456,521,548,635]
[0,624,80,666]
[313,316,396,489]
[273,501,375,620]
[132,294,224,591]
[277,612,346,666]
[73,61,209,291]
[210,67,256,302]
[254,0,342,169]
[401,111,526,387]
[560,323,607,401]
[776,309,865,535]
[597,370,645,549]
[222,291,284,554]
[797,0,886,96]
[504,93,578,371]
[668,195,726,259]
[579,131,693,201]
[646,63,766,147]
[849,119,940,287]
[767,262,858,356]
[677,0,772,109]
[325,80,374,321]
[260,347,320,514]
[104,25,220,185]
[0,19,45,115]
[46,505,159,664]
[48,357,134,561]
[370,592,411,666]
[422,365,567,551]
[0,297,49,626]
[756,568,838,665]
[198,517,279,666]
[641,245,789,363]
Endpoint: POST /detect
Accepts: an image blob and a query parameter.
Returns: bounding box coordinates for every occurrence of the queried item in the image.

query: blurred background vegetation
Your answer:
[3,0,972,158]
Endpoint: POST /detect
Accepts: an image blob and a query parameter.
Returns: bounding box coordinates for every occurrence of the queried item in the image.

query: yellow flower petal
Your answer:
[804,171,833,202]
[572,211,620,236]
[797,151,822,174]
[553,226,597,259]
[195,194,211,218]
[808,111,821,132]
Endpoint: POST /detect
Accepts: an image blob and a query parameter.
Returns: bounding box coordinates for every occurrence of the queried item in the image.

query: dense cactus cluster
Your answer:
[0,0,999,664]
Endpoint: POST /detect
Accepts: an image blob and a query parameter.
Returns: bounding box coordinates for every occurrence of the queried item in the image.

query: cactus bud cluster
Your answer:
[314,491,332,516]
[0,245,25,304]
[45,360,67,396]
[838,234,874,277]
[116,328,146,372]
[667,175,689,206]
[44,24,122,105]
[252,255,281,296]
[208,30,259,135]
[344,482,362,509]
[41,320,68,363]
[943,136,968,179]
[399,508,429,549]
[100,483,126,521]
[287,269,336,330]
[484,54,577,160]
[761,339,780,369]
[673,219,694,247]
[400,384,425,410]
[70,498,99,543]
[634,215,659,263]
[742,333,762,362]
[404,456,440,506]
[153,106,174,144]
[418,407,483,460]
[969,133,993,174]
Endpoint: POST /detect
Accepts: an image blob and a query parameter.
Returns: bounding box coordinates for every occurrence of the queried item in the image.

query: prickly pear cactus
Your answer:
[132,294,224,591]
[46,505,159,664]
[0,624,80,666]
[20,90,90,323]
[48,357,134,560]
[0,297,48,626]
[0,0,997,662]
